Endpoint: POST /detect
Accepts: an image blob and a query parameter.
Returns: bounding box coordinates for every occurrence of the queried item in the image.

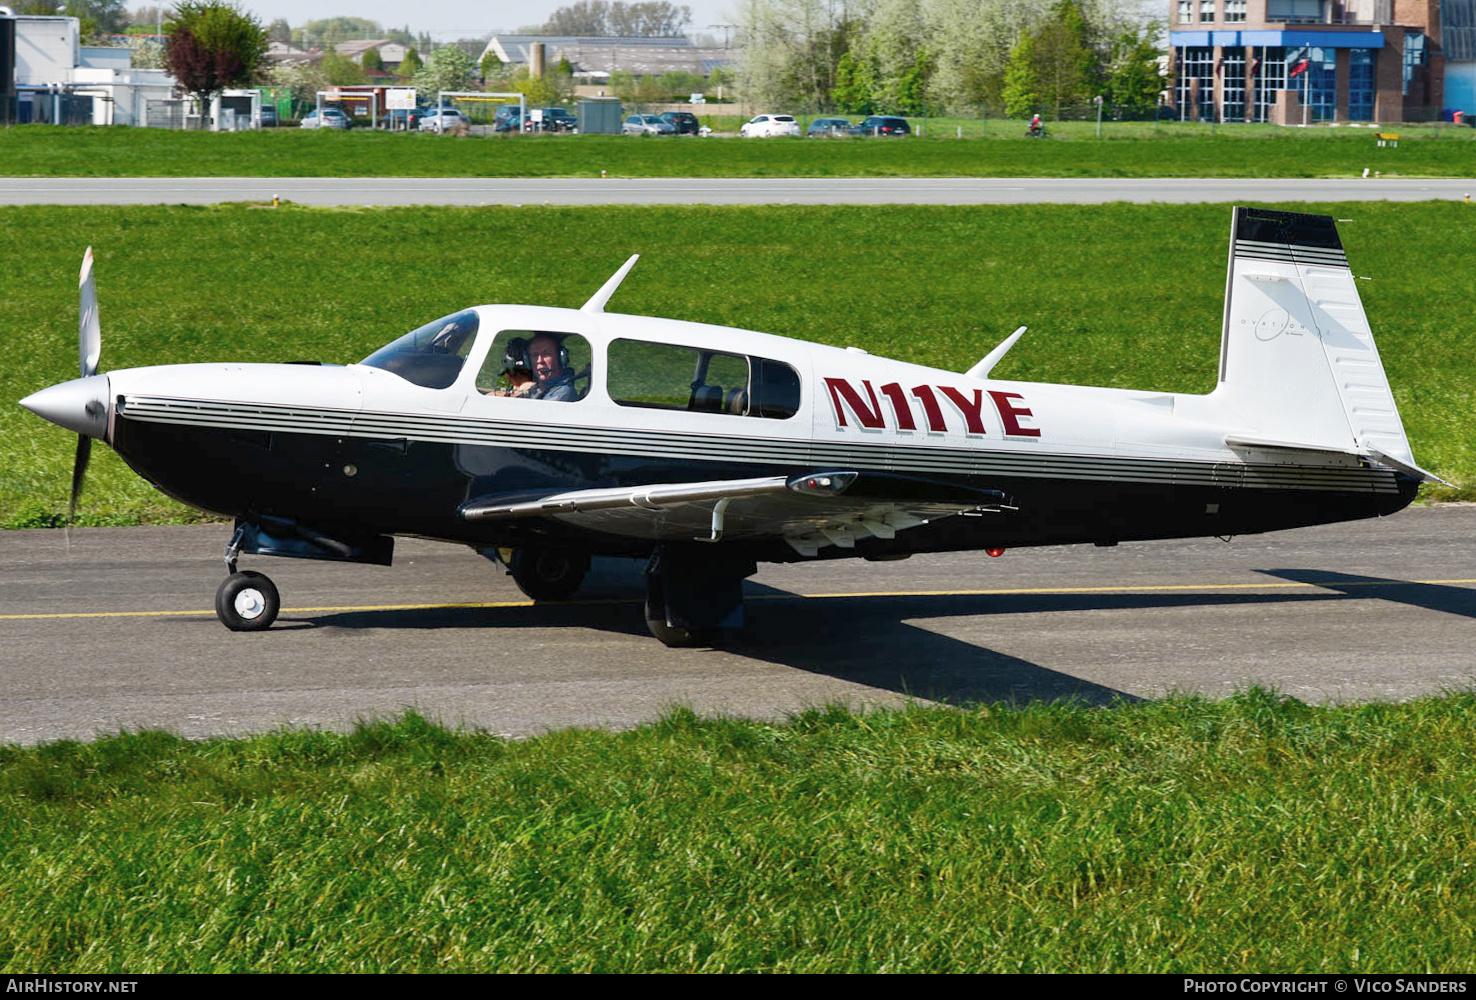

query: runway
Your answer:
[2,176,1472,207]
[2,506,1473,745]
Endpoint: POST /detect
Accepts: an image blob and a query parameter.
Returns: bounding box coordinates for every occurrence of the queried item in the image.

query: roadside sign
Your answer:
[387,88,416,110]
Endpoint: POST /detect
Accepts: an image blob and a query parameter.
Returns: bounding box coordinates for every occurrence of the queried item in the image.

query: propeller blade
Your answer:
[79,246,101,378]
[69,434,91,523]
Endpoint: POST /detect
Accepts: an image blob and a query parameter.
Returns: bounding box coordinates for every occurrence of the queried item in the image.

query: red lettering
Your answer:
[878,383,916,431]
[937,386,988,435]
[825,378,885,429]
[910,385,947,433]
[988,390,1041,437]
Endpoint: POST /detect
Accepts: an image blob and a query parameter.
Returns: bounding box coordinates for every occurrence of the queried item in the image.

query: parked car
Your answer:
[623,114,676,135]
[419,108,471,133]
[849,115,911,136]
[258,105,278,127]
[536,107,579,132]
[740,114,800,138]
[493,104,527,131]
[299,108,352,130]
[806,116,852,137]
[658,111,701,135]
[383,107,426,130]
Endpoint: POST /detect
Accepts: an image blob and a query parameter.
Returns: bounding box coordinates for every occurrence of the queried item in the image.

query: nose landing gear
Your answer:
[216,571,280,631]
[215,522,279,631]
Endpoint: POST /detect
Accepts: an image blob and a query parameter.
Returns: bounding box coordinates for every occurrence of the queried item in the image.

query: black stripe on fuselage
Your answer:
[116,395,1401,498]
[110,411,1416,562]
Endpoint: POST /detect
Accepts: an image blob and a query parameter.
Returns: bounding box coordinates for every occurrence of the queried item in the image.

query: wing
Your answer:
[460,471,1012,556]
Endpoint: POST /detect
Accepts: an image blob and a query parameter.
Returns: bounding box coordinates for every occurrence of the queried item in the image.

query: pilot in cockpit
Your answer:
[527,333,579,402]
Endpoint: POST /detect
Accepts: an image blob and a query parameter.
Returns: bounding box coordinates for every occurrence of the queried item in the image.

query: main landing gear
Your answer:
[216,524,279,632]
[644,546,756,648]
[507,546,591,602]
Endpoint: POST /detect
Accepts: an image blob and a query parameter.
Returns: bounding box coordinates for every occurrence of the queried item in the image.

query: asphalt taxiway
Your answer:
[2,177,1472,207]
[2,506,1473,745]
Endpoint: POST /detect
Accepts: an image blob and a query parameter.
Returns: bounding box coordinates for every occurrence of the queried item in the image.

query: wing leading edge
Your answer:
[460,471,1011,556]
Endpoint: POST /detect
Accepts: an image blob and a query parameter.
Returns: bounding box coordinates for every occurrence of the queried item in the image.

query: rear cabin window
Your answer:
[476,330,592,402]
[608,339,800,419]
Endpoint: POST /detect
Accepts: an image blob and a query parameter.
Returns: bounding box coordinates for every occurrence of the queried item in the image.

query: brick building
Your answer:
[1166,0,1459,122]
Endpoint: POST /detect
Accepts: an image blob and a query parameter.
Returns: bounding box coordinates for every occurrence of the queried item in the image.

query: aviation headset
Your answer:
[502,337,532,374]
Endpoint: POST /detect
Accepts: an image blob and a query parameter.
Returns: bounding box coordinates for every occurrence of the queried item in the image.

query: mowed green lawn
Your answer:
[3,695,1476,972]
[3,200,1471,526]
[2,121,1474,177]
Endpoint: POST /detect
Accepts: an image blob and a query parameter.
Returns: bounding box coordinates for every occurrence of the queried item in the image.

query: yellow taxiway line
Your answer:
[4,578,1475,622]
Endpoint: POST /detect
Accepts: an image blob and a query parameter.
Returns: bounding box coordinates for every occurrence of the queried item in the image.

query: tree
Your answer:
[1001,31,1042,118]
[361,48,385,73]
[164,2,269,120]
[538,1,692,37]
[319,48,367,86]
[1033,0,1098,115]
[15,0,127,42]
[1104,23,1164,108]
[264,19,291,44]
[830,49,873,114]
[398,48,424,78]
[296,18,382,49]
[413,45,478,94]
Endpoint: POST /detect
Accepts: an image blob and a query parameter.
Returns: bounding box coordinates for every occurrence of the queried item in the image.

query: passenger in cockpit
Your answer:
[491,337,536,397]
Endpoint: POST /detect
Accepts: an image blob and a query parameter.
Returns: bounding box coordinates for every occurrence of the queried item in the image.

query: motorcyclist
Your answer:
[1028,114,1045,137]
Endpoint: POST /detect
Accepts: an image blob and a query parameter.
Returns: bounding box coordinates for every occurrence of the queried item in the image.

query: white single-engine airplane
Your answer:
[21,208,1441,645]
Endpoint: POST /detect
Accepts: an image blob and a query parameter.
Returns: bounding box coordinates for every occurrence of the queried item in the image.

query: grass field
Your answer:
[2,693,1474,972]
[2,121,1475,178]
[3,200,1471,528]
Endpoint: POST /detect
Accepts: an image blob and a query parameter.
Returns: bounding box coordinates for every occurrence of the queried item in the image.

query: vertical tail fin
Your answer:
[1213,207,1434,479]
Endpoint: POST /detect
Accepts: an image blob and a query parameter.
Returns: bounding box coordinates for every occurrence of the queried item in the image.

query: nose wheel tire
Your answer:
[216,571,280,632]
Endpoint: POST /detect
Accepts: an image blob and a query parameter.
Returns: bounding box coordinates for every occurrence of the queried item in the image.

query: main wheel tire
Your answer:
[509,547,590,602]
[642,575,716,647]
[215,571,280,632]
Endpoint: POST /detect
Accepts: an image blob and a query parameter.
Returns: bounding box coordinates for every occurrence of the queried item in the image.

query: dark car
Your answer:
[849,115,911,136]
[383,107,427,130]
[536,107,578,132]
[658,111,701,135]
[494,103,528,131]
[807,116,851,137]
[258,105,278,127]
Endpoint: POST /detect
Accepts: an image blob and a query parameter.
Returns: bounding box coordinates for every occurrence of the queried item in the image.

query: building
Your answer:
[1167,0,1458,122]
[478,34,734,86]
[2,11,175,126]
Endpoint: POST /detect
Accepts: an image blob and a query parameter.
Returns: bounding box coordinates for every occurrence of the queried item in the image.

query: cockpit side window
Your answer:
[608,339,800,419]
[360,309,479,389]
[476,330,592,402]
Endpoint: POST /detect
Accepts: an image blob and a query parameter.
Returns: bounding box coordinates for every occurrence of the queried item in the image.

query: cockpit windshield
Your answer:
[359,309,480,389]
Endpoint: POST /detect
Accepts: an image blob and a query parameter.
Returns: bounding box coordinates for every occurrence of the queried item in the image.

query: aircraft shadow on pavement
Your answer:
[1258,569,1476,619]
[294,579,1387,709]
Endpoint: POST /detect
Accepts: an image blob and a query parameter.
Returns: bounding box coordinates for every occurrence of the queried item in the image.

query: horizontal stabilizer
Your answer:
[1362,446,1452,486]
[1224,435,1449,485]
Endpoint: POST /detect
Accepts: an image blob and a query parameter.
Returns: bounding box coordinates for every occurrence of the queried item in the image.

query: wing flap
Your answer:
[460,471,1011,552]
